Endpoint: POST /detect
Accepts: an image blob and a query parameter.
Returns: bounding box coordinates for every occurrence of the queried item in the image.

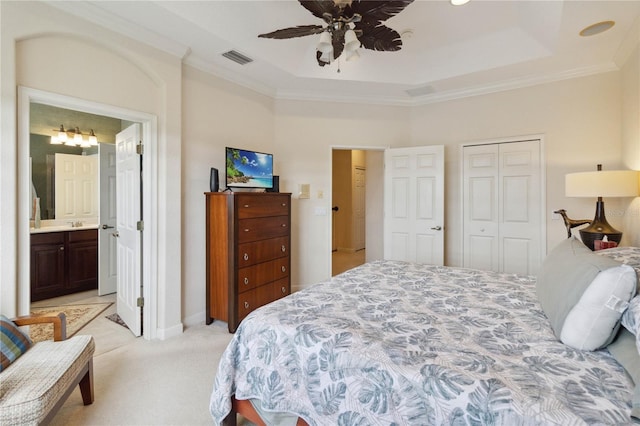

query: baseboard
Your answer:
[156,322,184,340]
[183,311,206,328]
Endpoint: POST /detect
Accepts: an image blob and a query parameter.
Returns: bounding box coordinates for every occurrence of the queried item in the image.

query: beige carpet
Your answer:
[29,302,113,342]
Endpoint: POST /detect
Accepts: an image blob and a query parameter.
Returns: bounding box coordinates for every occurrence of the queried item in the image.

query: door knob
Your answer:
[112,231,120,238]
[332,206,339,212]
[431,226,442,231]
[102,224,115,229]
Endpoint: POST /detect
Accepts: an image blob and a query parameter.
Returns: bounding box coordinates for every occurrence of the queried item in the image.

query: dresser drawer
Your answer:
[237,257,289,292]
[236,194,290,219]
[237,236,289,267]
[237,278,290,323]
[237,216,289,243]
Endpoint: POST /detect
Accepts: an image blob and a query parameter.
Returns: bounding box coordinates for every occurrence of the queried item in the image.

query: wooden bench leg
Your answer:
[79,359,94,405]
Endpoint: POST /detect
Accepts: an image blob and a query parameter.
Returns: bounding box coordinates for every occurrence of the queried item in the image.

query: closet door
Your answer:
[463,140,542,275]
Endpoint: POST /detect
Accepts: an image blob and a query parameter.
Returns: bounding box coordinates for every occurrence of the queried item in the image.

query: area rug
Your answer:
[29,302,113,342]
[105,312,129,330]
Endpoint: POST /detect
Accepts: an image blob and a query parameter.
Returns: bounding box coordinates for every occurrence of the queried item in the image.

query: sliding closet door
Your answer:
[463,140,542,275]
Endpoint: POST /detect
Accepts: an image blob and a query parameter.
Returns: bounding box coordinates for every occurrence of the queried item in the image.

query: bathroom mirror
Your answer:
[29,103,122,220]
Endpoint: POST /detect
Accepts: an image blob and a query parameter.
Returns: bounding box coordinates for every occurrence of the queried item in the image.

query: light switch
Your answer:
[299,184,310,199]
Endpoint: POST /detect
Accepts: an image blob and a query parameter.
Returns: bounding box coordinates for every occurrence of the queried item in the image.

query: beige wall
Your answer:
[274,100,411,287]
[2,2,639,330]
[181,66,275,325]
[410,72,624,265]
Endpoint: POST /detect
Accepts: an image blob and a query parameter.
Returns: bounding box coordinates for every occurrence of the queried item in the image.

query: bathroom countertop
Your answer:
[30,224,99,234]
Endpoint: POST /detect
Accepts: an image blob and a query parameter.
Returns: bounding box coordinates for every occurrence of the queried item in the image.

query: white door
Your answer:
[384,146,445,265]
[54,153,98,220]
[98,143,117,296]
[116,124,142,336]
[353,167,366,251]
[463,140,542,275]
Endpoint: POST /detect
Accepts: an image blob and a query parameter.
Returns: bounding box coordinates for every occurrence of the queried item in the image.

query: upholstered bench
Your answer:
[0,313,95,425]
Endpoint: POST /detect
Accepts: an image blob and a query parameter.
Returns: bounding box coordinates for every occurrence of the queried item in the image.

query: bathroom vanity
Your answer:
[30,226,98,301]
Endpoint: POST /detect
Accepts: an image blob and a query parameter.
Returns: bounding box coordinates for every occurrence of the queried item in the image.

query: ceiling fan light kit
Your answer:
[258,0,415,67]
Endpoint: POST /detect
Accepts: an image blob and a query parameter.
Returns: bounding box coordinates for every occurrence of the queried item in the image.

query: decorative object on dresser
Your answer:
[553,209,591,238]
[205,192,291,333]
[565,164,639,250]
[209,168,219,192]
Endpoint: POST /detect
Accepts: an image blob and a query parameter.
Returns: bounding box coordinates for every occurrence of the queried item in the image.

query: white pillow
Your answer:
[561,264,637,350]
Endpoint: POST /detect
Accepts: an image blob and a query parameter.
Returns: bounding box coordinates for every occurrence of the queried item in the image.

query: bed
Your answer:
[210,241,640,425]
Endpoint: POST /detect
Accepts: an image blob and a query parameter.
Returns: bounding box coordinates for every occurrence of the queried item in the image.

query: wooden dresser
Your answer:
[205,192,291,332]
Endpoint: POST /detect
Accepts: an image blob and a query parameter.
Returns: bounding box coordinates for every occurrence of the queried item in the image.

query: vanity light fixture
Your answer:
[57,125,67,143]
[51,125,98,147]
[88,129,98,146]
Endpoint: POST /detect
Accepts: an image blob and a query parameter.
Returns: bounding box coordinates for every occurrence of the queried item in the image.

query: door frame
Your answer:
[18,86,157,339]
[459,134,547,272]
[329,145,386,275]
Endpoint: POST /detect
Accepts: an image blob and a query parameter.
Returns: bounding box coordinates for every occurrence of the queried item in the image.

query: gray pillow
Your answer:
[537,237,624,344]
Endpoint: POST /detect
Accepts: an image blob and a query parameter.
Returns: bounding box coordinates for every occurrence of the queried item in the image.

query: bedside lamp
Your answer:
[565,164,639,250]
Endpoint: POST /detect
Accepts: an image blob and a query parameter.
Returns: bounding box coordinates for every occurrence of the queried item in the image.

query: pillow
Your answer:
[537,237,636,350]
[607,329,640,420]
[0,314,32,372]
[561,264,636,350]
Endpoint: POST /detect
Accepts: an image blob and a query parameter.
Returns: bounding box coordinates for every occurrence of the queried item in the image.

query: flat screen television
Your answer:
[225,147,274,189]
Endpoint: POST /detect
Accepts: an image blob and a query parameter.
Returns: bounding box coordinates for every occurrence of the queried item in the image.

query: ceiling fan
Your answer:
[258,0,414,66]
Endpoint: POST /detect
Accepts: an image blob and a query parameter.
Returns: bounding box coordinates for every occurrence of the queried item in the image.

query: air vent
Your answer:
[405,85,436,97]
[222,50,253,65]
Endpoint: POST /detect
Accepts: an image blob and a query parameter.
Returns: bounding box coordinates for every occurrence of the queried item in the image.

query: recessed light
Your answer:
[451,0,471,5]
[579,20,615,37]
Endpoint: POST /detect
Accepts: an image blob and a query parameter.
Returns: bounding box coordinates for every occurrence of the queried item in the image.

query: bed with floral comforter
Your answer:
[210,259,636,425]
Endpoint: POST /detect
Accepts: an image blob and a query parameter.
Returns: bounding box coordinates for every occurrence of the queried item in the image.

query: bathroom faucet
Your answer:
[68,221,83,228]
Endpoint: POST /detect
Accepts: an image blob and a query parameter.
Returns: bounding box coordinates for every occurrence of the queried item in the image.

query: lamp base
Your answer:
[579,199,622,251]
[579,230,622,251]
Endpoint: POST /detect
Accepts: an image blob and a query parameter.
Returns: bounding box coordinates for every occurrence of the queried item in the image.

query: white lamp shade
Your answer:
[317,31,333,57]
[565,170,639,197]
[50,136,62,145]
[344,29,360,53]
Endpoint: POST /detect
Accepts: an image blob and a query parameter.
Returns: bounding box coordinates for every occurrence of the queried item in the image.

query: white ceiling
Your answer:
[49,0,640,105]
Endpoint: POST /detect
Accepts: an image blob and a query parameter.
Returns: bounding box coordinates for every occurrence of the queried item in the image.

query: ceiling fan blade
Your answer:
[299,0,339,22]
[357,24,403,51]
[350,0,414,25]
[259,25,325,39]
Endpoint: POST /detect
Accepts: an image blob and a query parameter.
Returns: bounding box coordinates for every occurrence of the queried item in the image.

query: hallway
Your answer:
[332,249,366,276]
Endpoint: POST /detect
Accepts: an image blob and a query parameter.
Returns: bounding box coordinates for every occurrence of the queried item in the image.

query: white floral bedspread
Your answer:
[210,260,633,425]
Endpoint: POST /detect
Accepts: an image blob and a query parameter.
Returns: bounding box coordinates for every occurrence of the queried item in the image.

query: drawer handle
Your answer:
[244,277,249,285]
[281,266,286,273]
[244,301,250,309]
[281,224,287,228]
[281,286,286,294]
[244,228,250,232]
[59,246,65,251]
[244,204,250,208]
[281,203,287,207]
[281,245,286,252]
[243,253,249,261]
